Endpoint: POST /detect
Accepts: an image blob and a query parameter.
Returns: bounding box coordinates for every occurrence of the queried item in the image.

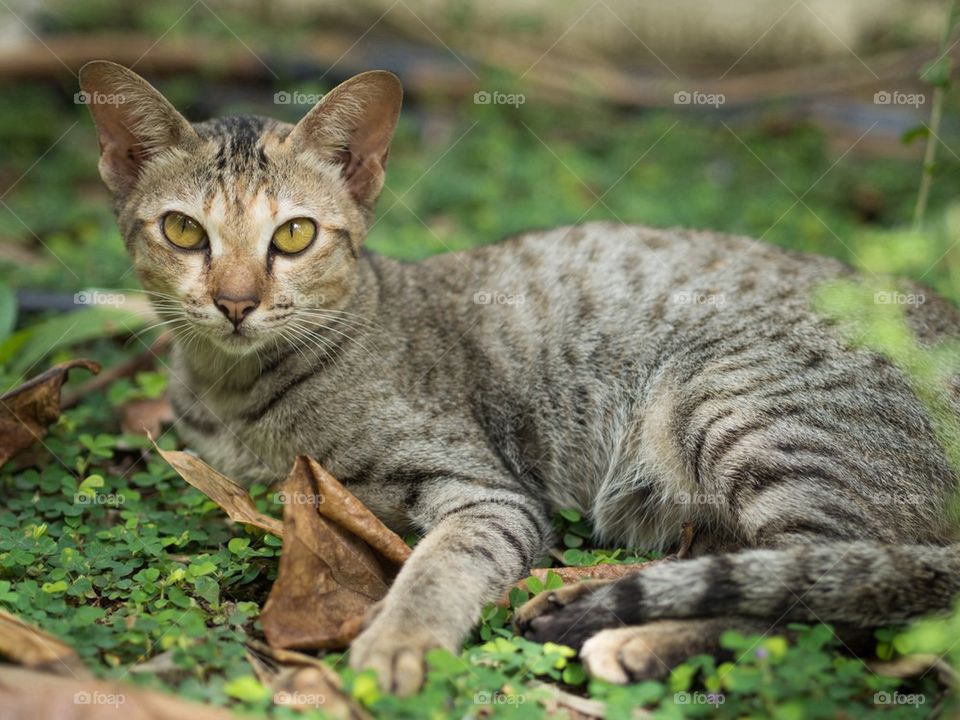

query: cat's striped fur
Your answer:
[80,62,960,694]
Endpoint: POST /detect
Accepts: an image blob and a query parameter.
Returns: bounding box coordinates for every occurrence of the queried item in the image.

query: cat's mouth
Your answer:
[206,325,263,354]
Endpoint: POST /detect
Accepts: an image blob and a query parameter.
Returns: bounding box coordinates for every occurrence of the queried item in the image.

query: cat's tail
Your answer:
[520,541,960,648]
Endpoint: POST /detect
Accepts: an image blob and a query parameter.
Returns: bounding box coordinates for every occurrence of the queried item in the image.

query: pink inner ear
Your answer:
[288,72,401,207]
[336,144,388,206]
[92,111,144,194]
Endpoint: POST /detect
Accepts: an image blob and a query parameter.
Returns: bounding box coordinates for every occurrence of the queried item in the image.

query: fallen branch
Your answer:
[61,333,170,410]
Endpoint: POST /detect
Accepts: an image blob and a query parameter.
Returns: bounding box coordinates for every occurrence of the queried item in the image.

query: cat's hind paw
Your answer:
[581,624,688,683]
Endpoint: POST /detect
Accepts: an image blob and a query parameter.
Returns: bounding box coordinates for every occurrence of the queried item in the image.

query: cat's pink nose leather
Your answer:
[214,294,259,328]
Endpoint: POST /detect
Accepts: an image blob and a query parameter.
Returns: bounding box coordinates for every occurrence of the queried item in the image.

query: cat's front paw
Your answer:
[348,615,448,696]
[514,580,623,650]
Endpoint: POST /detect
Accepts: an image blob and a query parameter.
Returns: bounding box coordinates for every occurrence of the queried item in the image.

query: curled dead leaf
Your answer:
[303,457,411,566]
[0,359,100,466]
[155,446,283,538]
[260,456,407,651]
[245,640,370,720]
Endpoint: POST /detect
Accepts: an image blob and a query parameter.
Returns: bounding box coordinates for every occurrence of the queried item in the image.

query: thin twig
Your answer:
[914,0,958,230]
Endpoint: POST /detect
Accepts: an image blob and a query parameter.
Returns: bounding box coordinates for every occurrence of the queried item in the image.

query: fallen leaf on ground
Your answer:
[0,665,240,720]
[245,639,370,720]
[868,654,959,687]
[303,456,411,566]
[500,562,661,606]
[260,456,404,650]
[120,397,173,437]
[0,359,100,466]
[155,446,283,538]
[0,609,90,678]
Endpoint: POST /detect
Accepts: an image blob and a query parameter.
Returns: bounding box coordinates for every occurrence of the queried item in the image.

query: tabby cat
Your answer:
[80,61,960,695]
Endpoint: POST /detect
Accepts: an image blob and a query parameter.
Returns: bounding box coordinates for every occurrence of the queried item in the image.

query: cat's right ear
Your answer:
[78,61,199,197]
[287,71,403,210]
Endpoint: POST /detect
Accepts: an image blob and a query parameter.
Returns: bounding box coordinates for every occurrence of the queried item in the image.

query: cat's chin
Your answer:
[205,331,266,357]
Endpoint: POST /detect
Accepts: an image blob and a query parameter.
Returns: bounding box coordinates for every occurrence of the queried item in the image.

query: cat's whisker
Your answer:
[293,313,380,361]
[285,320,347,380]
[126,315,191,347]
[297,307,383,333]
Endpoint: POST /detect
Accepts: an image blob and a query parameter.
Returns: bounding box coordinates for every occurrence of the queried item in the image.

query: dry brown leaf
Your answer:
[120,397,173,437]
[260,456,402,650]
[155,447,283,538]
[245,640,370,720]
[500,562,660,606]
[0,609,90,678]
[868,654,959,687]
[304,457,411,566]
[0,359,100,466]
[0,665,240,720]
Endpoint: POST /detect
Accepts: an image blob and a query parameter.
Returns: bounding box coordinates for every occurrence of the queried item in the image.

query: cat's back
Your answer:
[404,221,960,346]
[401,221,851,344]
[417,221,846,307]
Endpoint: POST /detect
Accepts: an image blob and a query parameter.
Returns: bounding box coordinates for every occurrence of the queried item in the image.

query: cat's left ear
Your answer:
[287,71,402,209]
[79,61,199,197]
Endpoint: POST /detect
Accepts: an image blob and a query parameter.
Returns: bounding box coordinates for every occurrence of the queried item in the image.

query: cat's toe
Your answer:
[349,622,439,696]
[581,626,673,683]
[582,620,732,683]
[514,581,617,650]
[513,580,609,633]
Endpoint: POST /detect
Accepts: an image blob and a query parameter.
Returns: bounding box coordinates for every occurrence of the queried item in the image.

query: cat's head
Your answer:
[79,61,401,356]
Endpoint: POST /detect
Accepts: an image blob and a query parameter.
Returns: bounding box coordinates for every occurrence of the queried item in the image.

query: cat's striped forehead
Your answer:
[191,115,291,190]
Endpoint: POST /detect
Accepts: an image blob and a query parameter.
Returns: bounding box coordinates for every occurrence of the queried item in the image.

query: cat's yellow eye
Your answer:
[271,218,317,255]
[162,212,207,250]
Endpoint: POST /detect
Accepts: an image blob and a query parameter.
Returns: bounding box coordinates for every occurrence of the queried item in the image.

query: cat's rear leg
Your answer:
[580,617,770,683]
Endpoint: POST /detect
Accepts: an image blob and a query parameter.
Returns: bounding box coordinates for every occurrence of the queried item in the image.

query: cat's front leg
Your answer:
[349,485,549,695]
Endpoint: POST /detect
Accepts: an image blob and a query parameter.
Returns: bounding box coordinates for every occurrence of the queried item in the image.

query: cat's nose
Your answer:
[214,294,259,328]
